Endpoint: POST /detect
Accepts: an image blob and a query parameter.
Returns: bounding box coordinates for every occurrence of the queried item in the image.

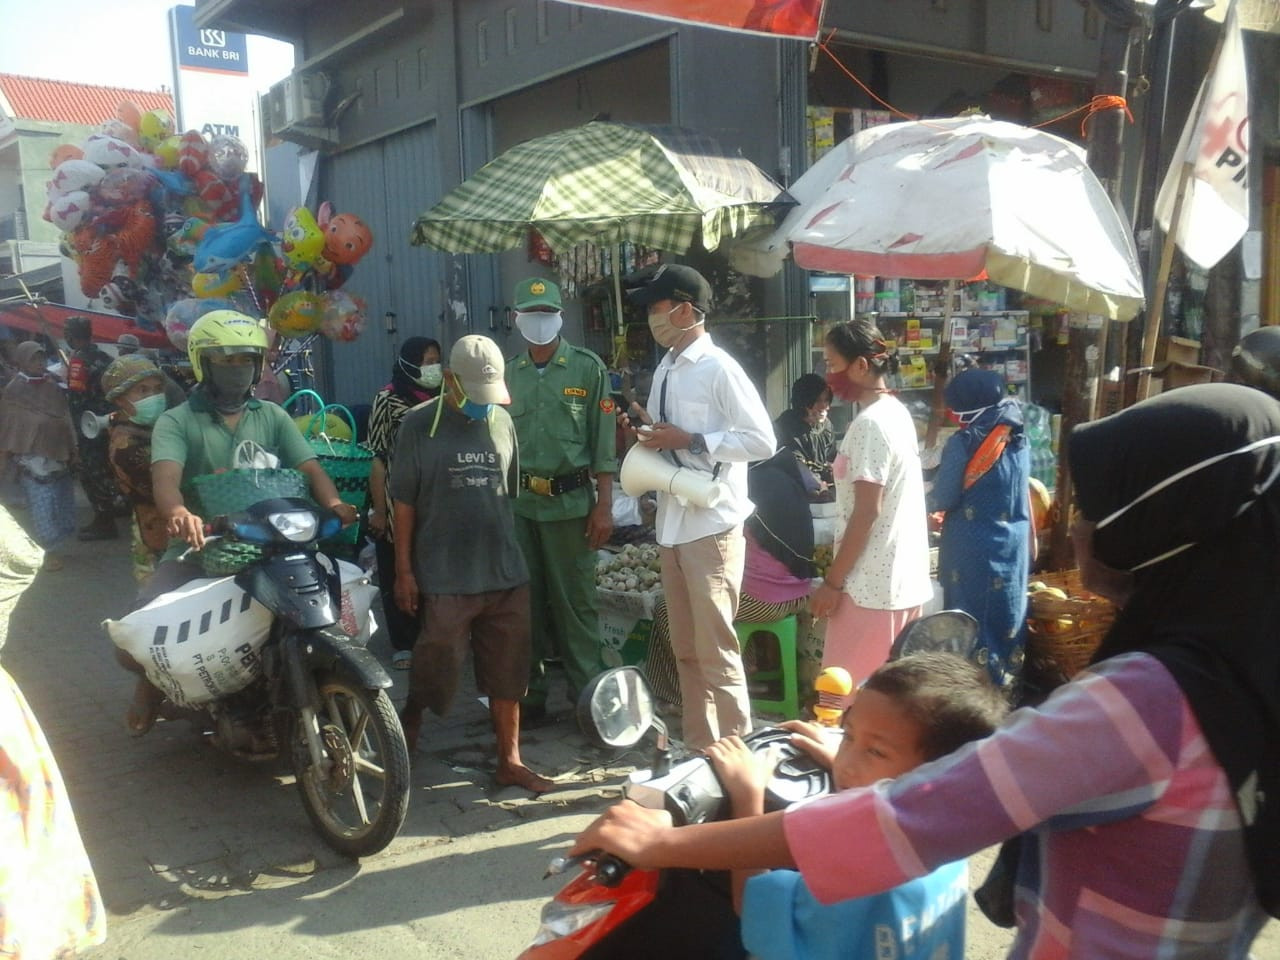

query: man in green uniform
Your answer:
[506,277,617,719]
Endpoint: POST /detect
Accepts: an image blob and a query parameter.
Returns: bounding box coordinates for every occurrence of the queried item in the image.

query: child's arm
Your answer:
[704,736,772,914]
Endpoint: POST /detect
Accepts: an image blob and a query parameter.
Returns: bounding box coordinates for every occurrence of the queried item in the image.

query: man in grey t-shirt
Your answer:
[390,335,554,793]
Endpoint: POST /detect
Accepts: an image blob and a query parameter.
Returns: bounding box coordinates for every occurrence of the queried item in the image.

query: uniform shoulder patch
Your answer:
[564,386,588,398]
[599,397,616,414]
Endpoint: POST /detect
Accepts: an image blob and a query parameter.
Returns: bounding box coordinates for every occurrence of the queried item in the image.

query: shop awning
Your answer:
[0,301,171,348]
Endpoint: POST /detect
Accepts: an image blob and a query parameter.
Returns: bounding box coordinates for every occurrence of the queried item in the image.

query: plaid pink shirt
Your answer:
[785,652,1268,958]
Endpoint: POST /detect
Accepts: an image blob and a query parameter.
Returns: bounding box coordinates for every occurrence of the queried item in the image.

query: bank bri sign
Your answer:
[171,3,249,75]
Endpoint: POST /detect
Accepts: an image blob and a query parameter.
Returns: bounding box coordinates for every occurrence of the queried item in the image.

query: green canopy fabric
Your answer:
[410,122,790,254]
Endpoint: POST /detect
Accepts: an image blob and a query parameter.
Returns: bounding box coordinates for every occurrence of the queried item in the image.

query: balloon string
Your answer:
[238,263,263,318]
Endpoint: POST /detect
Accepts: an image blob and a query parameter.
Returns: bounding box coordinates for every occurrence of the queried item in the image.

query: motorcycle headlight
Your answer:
[267,509,320,542]
[527,899,615,947]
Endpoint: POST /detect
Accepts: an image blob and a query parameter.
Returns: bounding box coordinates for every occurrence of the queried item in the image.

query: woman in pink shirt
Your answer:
[574,383,1279,958]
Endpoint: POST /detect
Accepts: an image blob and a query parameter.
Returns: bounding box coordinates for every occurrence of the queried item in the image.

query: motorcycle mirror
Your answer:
[576,666,657,750]
[888,609,980,661]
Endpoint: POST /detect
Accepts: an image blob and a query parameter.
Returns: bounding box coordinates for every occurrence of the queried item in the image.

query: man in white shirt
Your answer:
[624,265,776,749]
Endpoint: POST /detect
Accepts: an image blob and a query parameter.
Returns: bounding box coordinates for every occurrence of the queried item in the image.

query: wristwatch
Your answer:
[688,432,707,456]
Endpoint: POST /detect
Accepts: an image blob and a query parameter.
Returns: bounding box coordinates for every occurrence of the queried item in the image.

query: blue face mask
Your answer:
[460,399,493,421]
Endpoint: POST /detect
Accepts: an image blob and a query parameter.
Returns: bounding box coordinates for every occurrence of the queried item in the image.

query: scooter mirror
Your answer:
[576,666,656,749]
[888,609,980,662]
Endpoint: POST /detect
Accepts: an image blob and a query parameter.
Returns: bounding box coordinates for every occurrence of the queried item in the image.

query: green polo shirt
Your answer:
[151,389,316,491]
[505,338,617,521]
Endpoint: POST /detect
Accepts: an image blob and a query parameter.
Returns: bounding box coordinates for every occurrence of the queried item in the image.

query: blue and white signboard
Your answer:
[167,4,259,174]
[171,4,249,75]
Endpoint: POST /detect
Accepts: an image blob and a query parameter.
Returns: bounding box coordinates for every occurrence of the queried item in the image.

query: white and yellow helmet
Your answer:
[186,310,268,384]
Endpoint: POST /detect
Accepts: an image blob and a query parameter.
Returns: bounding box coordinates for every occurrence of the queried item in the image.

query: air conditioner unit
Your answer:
[265,71,331,134]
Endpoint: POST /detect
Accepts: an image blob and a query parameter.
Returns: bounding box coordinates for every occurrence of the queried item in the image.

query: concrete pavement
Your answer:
[2,498,1272,958]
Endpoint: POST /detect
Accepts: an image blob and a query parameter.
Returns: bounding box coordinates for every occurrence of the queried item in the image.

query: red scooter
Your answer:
[519,610,980,959]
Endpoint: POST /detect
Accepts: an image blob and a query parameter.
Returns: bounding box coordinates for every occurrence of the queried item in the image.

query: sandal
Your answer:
[391,650,412,670]
[41,554,64,572]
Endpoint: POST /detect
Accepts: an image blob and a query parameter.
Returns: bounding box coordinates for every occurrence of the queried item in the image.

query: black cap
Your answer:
[64,315,93,340]
[626,264,712,315]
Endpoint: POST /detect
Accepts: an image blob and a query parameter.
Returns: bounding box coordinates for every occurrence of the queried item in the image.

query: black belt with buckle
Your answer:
[521,466,590,497]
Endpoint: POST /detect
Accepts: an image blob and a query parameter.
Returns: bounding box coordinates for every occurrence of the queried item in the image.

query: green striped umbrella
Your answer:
[410,122,791,254]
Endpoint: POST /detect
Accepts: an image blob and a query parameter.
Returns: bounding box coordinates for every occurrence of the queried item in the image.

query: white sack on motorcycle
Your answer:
[105,577,274,707]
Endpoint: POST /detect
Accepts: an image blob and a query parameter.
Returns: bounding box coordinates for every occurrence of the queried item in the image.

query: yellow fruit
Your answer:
[1040,586,1068,600]
[1028,581,1048,593]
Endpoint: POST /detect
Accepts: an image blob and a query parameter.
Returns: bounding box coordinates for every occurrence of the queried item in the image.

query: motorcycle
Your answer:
[518,609,980,959]
[172,496,411,858]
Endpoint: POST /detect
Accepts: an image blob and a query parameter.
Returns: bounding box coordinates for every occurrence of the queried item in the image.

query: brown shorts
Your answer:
[411,585,531,716]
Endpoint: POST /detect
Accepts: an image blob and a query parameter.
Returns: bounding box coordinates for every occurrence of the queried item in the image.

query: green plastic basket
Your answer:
[198,539,265,577]
[301,402,373,548]
[189,467,311,518]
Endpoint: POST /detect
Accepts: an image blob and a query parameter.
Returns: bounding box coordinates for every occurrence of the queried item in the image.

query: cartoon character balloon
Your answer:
[268,290,324,338]
[49,158,106,196]
[49,144,84,169]
[281,206,326,268]
[49,191,92,232]
[323,213,373,266]
[319,291,367,342]
[138,109,175,150]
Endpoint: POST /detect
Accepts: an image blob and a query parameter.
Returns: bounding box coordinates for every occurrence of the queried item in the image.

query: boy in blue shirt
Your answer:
[705,652,1008,960]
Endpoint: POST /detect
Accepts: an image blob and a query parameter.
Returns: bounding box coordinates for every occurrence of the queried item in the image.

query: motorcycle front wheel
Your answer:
[291,672,410,858]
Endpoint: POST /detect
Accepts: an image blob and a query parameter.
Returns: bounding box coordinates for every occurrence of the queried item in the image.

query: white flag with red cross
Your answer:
[1155,0,1251,270]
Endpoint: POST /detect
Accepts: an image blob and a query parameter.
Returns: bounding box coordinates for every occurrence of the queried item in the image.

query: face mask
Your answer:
[1093,434,1280,572]
[129,393,167,426]
[207,363,258,413]
[648,304,702,349]
[515,311,563,346]
[452,379,492,421]
[415,363,443,389]
[824,367,863,404]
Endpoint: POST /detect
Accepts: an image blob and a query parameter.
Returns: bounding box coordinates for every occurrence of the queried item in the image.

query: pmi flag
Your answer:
[1155,0,1251,269]
[552,0,823,40]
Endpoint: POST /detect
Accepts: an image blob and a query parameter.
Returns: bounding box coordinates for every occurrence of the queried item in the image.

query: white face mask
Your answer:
[415,363,443,389]
[515,310,563,346]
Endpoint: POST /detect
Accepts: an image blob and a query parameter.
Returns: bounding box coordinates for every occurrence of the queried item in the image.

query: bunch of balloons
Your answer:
[44,100,375,350]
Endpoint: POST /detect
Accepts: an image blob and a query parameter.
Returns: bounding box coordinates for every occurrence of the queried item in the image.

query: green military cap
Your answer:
[513,277,562,311]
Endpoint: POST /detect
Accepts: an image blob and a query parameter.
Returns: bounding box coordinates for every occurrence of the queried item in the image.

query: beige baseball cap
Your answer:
[449,335,510,404]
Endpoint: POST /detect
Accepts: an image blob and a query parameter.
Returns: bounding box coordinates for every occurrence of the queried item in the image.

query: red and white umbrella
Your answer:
[732,116,1145,321]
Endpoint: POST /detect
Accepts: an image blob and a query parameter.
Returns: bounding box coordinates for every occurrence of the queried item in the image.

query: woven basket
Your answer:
[198,539,265,577]
[302,403,373,548]
[189,467,310,518]
[1025,568,1115,687]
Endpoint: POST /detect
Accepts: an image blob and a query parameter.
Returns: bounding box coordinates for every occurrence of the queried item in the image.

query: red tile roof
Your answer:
[0,74,173,127]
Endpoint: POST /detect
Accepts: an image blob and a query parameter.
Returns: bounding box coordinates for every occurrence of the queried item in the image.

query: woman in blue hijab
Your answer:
[928,368,1031,692]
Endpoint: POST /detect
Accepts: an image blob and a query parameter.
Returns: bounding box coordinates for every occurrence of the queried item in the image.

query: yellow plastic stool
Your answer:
[736,615,800,720]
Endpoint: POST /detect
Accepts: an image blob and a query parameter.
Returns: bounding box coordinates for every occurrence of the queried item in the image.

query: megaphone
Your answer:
[620,443,730,510]
[80,411,113,440]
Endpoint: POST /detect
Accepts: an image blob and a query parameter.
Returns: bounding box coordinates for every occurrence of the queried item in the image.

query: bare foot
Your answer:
[399,706,421,753]
[495,763,557,794]
[125,679,164,737]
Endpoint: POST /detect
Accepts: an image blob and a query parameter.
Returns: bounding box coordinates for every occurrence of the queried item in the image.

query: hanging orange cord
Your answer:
[814,30,1133,141]
[816,31,918,123]
[1034,94,1135,137]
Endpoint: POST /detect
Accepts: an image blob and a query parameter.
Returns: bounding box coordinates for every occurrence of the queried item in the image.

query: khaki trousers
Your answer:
[660,526,750,750]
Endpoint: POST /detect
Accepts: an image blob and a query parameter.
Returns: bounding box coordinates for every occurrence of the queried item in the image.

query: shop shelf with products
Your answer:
[946,311,1032,400]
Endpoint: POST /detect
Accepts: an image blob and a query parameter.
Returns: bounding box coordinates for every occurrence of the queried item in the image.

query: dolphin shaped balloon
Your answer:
[193,173,275,274]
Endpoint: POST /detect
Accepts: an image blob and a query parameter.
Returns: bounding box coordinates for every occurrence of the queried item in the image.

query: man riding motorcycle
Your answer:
[122,309,357,734]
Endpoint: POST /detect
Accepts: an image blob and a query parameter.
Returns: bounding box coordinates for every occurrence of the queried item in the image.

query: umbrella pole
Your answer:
[924,279,956,451]
[612,251,628,369]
